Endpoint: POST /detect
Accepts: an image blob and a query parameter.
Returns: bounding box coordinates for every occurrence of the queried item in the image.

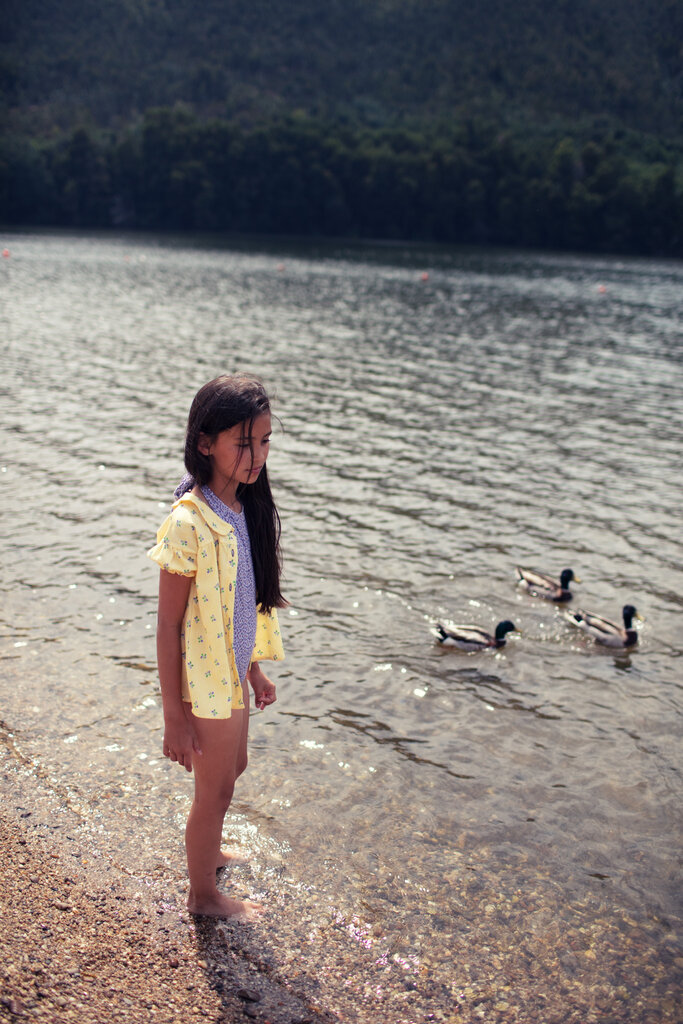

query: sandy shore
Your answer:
[0,750,330,1024]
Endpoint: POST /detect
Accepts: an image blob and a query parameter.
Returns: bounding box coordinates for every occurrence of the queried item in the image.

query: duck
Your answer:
[515,566,580,602]
[565,604,642,648]
[435,620,518,652]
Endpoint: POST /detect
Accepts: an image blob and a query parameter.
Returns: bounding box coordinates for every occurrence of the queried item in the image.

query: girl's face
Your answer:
[200,412,272,490]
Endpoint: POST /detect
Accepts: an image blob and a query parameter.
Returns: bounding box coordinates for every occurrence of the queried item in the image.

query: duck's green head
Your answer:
[495,620,517,640]
[622,605,642,628]
[560,568,580,588]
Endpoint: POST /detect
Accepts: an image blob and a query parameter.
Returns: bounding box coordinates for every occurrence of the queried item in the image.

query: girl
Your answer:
[148,374,285,920]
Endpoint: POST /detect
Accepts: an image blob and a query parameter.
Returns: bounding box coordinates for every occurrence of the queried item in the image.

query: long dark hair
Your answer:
[183,373,285,613]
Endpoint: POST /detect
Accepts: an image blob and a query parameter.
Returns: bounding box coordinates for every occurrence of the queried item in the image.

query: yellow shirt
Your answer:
[148,492,284,719]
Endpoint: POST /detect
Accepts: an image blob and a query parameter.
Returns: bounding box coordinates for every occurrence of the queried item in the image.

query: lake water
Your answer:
[1,230,681,1022]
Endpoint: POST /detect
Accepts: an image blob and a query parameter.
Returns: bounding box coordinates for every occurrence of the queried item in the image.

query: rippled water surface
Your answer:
[1,231,682,1021]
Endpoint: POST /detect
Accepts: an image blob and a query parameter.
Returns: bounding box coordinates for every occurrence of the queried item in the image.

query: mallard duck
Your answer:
[565,604,642,648]
[435,620,518,652]
[515,566,580,602]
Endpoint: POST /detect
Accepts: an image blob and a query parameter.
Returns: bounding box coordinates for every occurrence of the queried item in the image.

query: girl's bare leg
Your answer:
[185,690,259,919]
[215,700,251,868]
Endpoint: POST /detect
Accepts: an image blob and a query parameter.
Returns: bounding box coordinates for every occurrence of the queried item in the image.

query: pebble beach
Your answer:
[0,749,329,1024]
[2,739,680,1024]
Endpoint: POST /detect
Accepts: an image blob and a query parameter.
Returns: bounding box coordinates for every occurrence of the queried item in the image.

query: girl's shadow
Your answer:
[191,910,335,1024]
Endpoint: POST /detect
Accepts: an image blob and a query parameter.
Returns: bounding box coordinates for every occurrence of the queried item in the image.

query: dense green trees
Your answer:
[2,1,681,254]
[4,0,681,139]
[1,110,680,255]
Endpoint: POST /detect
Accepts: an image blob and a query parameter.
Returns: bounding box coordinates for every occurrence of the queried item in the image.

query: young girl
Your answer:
[148,373,285,920]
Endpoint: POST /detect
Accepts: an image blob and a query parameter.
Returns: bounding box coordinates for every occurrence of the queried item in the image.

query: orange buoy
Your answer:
[421,271,429,281]
[2,249,9,258]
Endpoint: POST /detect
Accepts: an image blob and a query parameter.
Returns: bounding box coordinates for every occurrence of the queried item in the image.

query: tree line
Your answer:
[1,109,681,256]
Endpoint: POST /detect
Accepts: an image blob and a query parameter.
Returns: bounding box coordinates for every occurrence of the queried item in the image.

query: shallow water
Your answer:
[1,230,682,1022]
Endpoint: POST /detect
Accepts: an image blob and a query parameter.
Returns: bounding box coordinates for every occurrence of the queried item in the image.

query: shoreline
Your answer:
[0,747,330,1024]
[2,737,680,1024]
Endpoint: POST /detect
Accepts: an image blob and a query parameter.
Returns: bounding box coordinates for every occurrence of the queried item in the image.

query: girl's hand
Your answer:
[247,662,277,711]
[163,711,202,772]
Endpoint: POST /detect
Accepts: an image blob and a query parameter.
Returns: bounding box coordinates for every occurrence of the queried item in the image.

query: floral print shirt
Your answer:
[148,492,284,719]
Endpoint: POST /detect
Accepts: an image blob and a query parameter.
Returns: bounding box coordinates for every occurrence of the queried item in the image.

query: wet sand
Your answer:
[2,741,680,1024]
[0,749,330,1024]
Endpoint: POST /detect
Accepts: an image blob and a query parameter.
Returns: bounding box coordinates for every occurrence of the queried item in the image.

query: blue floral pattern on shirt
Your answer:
[201,486,257,683]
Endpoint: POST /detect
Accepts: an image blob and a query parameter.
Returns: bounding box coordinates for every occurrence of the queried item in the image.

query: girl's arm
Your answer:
[246,661,277,711]
[156,569,200,771]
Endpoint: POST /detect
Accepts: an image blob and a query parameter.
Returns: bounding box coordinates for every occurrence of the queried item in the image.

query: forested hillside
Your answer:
[1,0,682,254]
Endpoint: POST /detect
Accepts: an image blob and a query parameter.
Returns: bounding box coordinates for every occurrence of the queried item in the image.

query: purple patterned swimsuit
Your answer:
[201,486,257,684]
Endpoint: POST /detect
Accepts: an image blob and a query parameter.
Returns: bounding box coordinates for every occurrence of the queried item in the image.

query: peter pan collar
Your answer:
[173,491,234,536]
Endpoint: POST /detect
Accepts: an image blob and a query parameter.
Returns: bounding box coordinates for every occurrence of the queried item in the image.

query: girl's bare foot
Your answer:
[216,847,248,869]
[187,890,262,921]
